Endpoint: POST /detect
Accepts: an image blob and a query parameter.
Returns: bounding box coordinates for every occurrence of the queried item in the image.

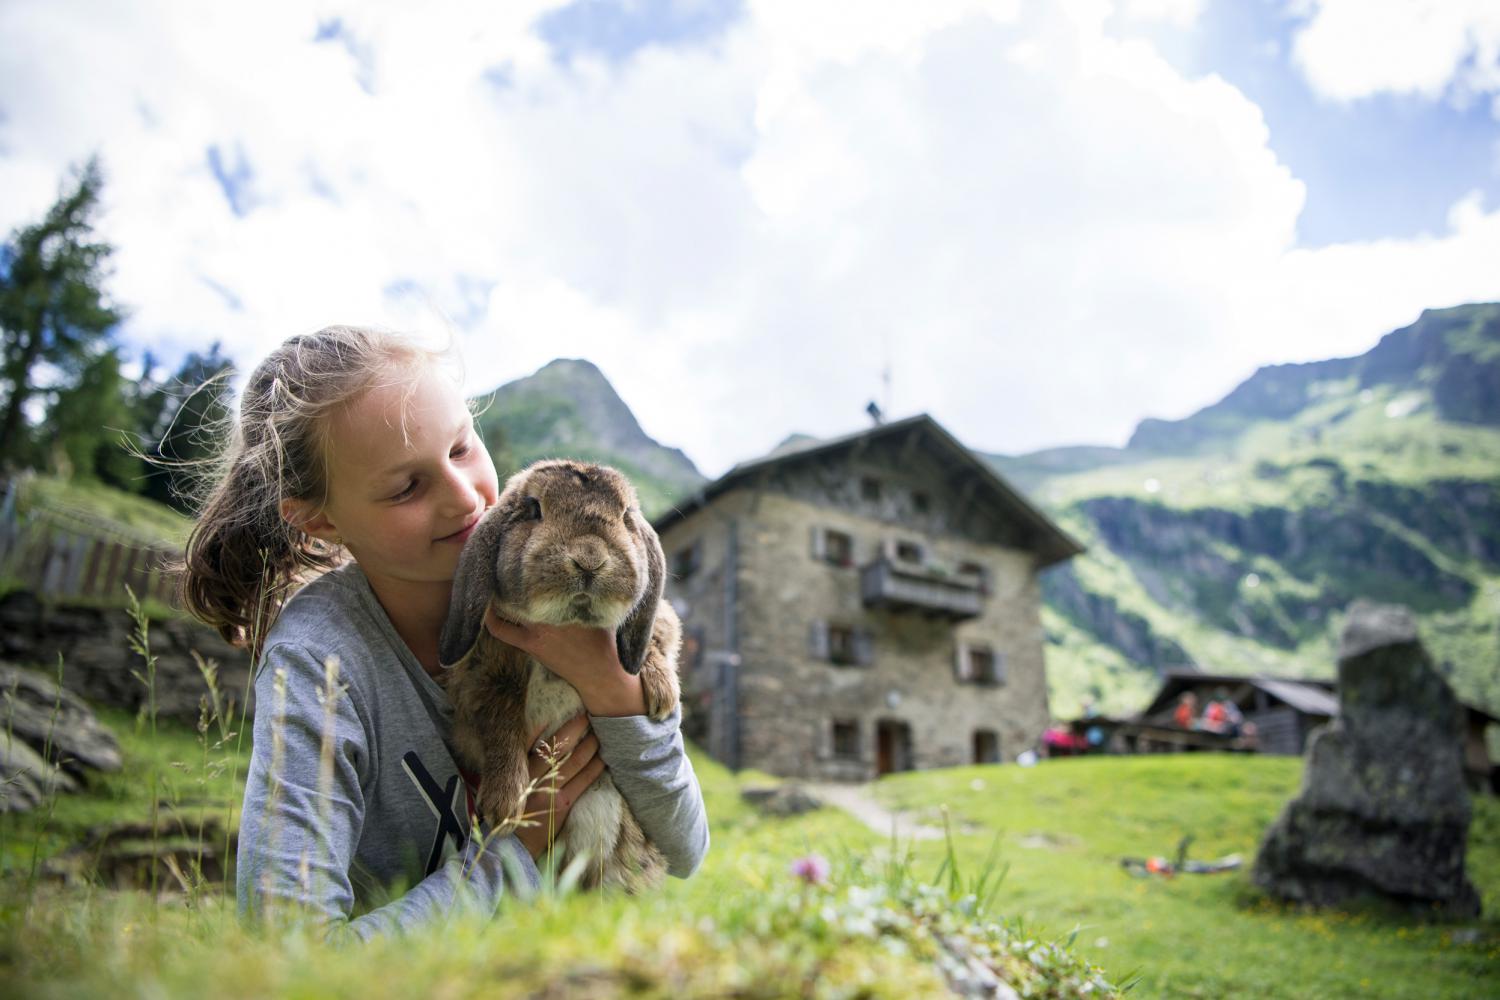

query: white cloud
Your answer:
[2,0,1498,481]
[1291,0,1500,106]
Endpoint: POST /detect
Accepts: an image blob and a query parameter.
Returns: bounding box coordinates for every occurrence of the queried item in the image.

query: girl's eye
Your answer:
[390,480,418,502]
[452,443,471,459]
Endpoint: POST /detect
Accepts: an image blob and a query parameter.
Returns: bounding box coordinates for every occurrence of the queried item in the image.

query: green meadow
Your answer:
[3,695,1496,998]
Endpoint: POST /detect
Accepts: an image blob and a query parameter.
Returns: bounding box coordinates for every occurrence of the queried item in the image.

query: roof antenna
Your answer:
[882,330,893,416]
[866,331,891,426]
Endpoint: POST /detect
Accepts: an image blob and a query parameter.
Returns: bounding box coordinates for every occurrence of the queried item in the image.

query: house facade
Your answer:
[652,414,1083,781]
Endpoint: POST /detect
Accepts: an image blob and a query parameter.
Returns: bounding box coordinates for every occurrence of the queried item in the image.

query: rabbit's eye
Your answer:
[522,496,543,521]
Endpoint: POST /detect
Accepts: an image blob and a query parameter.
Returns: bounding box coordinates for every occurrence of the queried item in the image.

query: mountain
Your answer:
[985,302,1500,719]
[472,358,706,516]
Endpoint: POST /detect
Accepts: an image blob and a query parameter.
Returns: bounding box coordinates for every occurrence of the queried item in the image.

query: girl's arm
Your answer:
[587,705,710,878]
[235,643,540,942]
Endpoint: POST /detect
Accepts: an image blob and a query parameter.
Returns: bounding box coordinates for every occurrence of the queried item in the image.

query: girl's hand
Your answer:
[514,711,605,862]
[484,609,646,717]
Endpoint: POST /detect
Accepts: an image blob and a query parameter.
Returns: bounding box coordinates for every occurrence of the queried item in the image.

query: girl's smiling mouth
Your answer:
[438,518,481,544]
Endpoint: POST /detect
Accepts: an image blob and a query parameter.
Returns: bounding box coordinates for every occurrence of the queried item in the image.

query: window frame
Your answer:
[831,718,862,760]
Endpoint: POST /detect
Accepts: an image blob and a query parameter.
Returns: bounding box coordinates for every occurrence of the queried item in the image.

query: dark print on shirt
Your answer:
[400,750,468,876]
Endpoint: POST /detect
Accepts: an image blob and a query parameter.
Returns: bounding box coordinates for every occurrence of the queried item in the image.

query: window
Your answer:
[832,719,861,760]
[895,540,924,564]
[811,527,854,567]
[824,529,853,567]
[958,560,989,594]
[955,643,1006,685]
[810,620,874,667]
[672,541,703,580]
[973,729,1000,764]
[828,625,856,665]
[969,647,1003,685]
[860,476,882,502]
[913,491,930,514]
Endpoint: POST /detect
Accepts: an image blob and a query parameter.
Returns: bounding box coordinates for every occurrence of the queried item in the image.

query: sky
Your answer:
[2,0,1499,478]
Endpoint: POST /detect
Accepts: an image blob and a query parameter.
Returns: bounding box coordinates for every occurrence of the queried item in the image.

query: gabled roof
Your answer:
[1142,669,1493,722]
[651,413,1084,568]
[1142,670,1338,719]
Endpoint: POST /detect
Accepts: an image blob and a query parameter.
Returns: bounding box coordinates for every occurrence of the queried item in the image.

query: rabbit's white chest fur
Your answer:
[525,659,624,870]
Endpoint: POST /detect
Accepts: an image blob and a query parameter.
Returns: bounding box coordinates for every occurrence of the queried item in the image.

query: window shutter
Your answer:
[811,526,827,561]
[954,641,972,681]
[816,718,832,759]
[854,627,874,666]
[994,651,1008,686]
[808,620,830,660]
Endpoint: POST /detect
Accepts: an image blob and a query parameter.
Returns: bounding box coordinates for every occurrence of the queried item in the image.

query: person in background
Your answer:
[1172,691,1199,730]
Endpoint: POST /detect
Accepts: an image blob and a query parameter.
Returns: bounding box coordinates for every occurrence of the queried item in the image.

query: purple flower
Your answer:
[790,853,831,886]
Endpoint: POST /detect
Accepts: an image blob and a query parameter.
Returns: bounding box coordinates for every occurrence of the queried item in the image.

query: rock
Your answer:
[1337,601,1418,661]
[42,815,238,892]
[741,783,823,816]
[0,592,254,723]
[1253,600,1482,917]
[1,730,77,811]
[1,663,123,776]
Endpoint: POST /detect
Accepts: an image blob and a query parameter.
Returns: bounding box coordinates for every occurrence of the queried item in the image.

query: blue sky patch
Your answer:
[1139,1,1500,248]
[536,0,744,65]
[198,274,244,312]
[313,16,377,94]
[205,143,255,217]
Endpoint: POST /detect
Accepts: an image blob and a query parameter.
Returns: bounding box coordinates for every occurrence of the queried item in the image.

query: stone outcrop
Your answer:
[0,591,253,723]
[1,662,122,812]
[1,730,77,811]
[1252,601,1481,917]
[1,663,122,775]
[741,784,823,817]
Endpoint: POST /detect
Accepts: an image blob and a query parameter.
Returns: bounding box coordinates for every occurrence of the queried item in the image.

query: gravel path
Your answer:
[802,781,946,841]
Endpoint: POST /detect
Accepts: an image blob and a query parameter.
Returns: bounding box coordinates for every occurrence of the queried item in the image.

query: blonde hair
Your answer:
[179,324,457,653]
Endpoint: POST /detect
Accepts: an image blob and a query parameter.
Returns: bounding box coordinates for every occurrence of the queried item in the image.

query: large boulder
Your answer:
[1,662,123,776]
[1,730,78,811]
[1252,601,1481,917]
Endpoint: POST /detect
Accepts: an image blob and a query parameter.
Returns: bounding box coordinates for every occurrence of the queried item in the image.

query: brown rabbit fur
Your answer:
[437,459,681,892]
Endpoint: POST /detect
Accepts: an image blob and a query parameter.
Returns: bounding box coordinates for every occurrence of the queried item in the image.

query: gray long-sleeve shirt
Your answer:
[235,560,709,940]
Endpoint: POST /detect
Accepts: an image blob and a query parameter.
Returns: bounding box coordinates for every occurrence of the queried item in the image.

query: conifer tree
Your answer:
[0,158,125,470]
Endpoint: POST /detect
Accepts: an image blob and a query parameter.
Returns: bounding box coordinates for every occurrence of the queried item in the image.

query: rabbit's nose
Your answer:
[570,539,607,574]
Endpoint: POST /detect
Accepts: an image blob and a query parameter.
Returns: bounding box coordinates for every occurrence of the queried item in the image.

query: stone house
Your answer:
[652,414,1083,781]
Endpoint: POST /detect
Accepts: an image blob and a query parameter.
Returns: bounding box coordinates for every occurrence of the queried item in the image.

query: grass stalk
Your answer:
[124,584,161,901]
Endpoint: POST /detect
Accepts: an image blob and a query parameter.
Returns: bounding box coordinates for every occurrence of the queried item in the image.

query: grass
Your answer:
[1,687,1118,999]
[875,754,1500,999]
[5,688,1497,997]
[14,473,192,547]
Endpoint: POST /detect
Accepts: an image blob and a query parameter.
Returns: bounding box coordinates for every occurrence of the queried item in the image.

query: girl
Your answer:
[181,325,709,940]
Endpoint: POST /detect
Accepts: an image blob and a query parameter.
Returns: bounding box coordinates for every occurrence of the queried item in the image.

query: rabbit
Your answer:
[437,458,682,892]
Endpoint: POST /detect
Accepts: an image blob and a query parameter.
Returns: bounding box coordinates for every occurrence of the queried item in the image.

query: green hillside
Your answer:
[989,303,1500,719]
[472,358,706,517]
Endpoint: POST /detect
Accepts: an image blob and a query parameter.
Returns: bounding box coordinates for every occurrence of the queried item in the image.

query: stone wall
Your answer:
[0,591,254,723]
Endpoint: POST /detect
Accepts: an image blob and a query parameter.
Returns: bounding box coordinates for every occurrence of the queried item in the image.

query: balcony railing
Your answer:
[860,558,984,620]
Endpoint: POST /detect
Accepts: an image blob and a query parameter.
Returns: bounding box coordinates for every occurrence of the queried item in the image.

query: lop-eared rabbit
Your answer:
[438,459,681,891]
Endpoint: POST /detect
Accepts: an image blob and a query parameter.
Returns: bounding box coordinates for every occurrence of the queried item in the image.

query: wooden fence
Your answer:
[0,475,181,607]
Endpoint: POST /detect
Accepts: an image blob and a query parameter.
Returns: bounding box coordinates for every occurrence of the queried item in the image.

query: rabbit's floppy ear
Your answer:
[439,510,506,666]
[615,515,665,676]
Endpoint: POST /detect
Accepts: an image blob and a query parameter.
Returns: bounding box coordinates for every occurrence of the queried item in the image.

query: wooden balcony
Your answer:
[859,558,984,621]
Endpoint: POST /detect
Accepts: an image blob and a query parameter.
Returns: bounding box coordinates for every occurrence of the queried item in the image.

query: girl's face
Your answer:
[300,364,499,598]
